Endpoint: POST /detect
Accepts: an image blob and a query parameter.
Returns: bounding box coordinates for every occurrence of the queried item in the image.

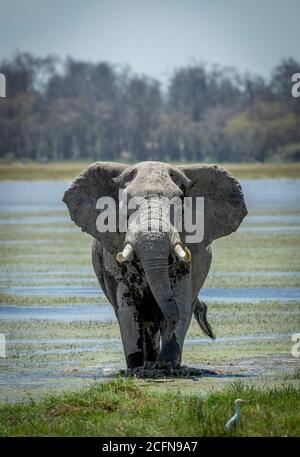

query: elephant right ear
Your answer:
[63,162,128,255]
[178,164,248,245]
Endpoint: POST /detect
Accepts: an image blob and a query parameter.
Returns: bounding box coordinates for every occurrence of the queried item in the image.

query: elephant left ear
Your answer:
[63,161,128,255]
[178,164,248,244]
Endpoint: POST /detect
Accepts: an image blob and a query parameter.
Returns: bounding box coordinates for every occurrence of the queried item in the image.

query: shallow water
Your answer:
[0,239,68,245]
[0,216,69,225]
[245,214,300,224]
[1,270,299,280]
[2,286,300,302]
[241,180,300,211]
[0,269,93,277]
[8,332,292,346]
[0,305,115,322]
[6,223,299,233]
[211,271,300,277]
[2,213,300,226]
[0,179,300,212]
[240,226,300,233]
[4,333,292,359]
[0,181,68,212]
[202,287,300,302]
[3,271,299,284]
[1,287,300,322]
[0,286,105,297]
[1,179,300,401]
[2,355,298,403]
[0,276,95,283]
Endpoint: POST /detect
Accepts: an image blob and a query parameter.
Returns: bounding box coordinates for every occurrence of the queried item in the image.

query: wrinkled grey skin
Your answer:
[63,161,247,369]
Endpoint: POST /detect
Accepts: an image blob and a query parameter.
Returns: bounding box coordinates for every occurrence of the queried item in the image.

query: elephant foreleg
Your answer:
[143,324,160,363]
[158,273,193,367]
[116,283,144,369]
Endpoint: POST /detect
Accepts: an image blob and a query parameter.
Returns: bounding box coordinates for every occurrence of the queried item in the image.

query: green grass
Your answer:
[212,232,300,272]
[1,225,300,272]
[1,161,300,180]
[1,300,298,339]
[0,378,299,436]
[0,294,104,307]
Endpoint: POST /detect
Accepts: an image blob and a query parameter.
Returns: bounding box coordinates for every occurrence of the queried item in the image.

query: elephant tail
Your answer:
[194,300,215,339]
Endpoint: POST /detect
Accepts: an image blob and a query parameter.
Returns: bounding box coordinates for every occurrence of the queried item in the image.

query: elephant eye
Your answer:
[124,169,137,185]
[115,168,137,187]
[169,171,188,193]
[228,192,242,206]
[169,171,181,186]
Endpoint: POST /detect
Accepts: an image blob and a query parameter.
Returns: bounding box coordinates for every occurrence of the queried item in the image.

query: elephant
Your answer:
[63,161,247,369]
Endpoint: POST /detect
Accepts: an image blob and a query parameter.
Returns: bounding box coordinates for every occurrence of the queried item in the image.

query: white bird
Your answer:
[225,399,248,430]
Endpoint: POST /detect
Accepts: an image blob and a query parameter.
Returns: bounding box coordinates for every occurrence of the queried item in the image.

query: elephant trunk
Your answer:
[119,196,187,340]
[142,254,178,341]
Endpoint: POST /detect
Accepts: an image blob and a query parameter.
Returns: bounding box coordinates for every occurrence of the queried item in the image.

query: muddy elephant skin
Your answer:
[63,161,247,369]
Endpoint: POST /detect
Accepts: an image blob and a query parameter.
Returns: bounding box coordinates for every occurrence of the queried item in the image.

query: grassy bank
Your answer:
[0,378,299,437]
[0,161,300,180]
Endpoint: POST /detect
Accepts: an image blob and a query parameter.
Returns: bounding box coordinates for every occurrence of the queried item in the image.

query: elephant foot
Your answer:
[157,334,181,366]
[119,363,216,378]
[127,351,144,369]
[153,360,181,370]
[140,360,181,370]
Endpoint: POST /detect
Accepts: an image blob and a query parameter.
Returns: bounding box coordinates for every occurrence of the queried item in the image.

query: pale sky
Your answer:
[1,0,299,82]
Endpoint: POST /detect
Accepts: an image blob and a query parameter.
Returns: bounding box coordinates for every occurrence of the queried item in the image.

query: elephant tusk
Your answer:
[174,244,191,262]
[116,244,134,263]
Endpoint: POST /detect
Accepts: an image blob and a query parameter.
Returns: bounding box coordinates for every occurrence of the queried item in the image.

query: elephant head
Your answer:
[63,161,247,344]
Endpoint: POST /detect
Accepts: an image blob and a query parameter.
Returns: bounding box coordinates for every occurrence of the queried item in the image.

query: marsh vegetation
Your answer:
[0,178,299,436]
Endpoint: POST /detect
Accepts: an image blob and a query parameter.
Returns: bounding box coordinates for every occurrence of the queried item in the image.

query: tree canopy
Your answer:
[0,53,299,163]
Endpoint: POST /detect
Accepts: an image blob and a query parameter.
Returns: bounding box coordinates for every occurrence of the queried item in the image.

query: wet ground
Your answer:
[0,179,300,402]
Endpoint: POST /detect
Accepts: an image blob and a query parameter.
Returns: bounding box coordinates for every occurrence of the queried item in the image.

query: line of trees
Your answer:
[0,53,299,163]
